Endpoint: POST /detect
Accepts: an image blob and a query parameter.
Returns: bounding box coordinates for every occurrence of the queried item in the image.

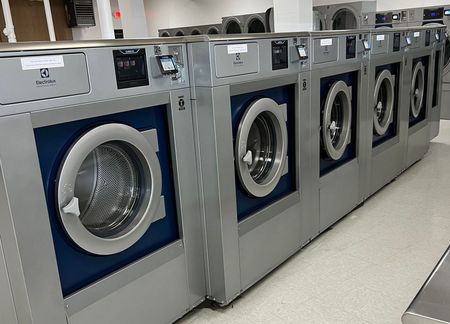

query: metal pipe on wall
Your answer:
[1,0,16,43]
[97,0,115,39]
[43,0,56,41]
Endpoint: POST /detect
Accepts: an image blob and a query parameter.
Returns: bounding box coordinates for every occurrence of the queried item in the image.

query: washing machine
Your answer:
[221,12,270,34]
[309,30,371,231]
[402,27,434,169]
[363,28,409,198]
[405,6,450,120]
[313,1,376,30]
[188,33,312,304]
[0,40,205,323]
[428,25,448,139]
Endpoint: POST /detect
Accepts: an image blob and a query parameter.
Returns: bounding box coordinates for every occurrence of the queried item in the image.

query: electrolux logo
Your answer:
[36,68,56,87]
[233,53,244,66]
[40,68,49,78]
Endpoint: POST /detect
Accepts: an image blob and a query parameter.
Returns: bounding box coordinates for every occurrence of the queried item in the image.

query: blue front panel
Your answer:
[373,63,400,147]
[34,106,179,297]
[320,72,358,176]
[231,85,297,222]
[409,56,429,127]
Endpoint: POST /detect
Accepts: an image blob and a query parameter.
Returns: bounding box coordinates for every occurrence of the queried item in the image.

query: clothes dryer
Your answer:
[363,28,409,198]
[0,39,205,324]
[309,30,371,231]
[188,33,312,304]
[402,27,434,169]
[313,1,376,30]
[222,12,270,34]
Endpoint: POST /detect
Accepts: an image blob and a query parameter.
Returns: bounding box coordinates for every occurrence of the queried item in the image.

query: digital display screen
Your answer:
[113,49,149,89]
[376,13,392,24]
[297,46,308,59]
[436,32,440,41]
[363,40,371,50]
[406,37,412,45]
[346,36,356,59]
[424,8,444,20]
[271,40,288,70]
[392,14,399,20]
[393,33,401,52]
[445,9,450,16]
[156,55,178,75]
[160,57,176,71]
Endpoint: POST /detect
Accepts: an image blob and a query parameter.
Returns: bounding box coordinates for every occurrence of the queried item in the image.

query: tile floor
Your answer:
[179,121,450,324]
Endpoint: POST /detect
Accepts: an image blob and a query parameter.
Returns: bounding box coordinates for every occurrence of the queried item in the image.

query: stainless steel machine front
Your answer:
[188,33,312,305]
[363,28,409,198]
[402,27,435,169]
[313,1,376,30]
[308,30,371,232]
[0,39,205,324]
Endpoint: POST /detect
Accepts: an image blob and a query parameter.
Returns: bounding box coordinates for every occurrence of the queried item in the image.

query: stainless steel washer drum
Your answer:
[410,61,425,118]
[235,98,288,198]
[57,123,162,256]
[322,80,352,160]
[373,69,395,136]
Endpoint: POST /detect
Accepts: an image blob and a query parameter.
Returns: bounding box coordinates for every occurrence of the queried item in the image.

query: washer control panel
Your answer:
[272,40,289,70]
[113,48,149,89]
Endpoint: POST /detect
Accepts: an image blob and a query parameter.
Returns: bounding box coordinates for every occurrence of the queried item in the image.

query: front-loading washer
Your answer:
[0,39,205,324]
[402,27,434,169]
[313,1,376,30]
[405,6,450,122]
[309,30,371,231]
[363,28,409,198]
[188,33,312,305]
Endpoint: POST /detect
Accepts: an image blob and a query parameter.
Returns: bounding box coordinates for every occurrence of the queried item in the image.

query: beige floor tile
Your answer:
[178,121,450,323]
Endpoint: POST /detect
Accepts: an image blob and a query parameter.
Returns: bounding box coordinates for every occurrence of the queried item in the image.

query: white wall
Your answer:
[72,0,121,40]
[144,0,273,36]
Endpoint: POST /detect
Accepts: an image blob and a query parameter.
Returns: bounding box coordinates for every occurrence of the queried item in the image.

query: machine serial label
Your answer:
[376,35,385,41]
[21,55,64,70]
[320,38,333,46]
[414,32,420,37]
[227,44,248,54]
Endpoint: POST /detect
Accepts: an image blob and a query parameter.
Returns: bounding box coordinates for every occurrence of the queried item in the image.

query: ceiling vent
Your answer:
[65,0,96,27]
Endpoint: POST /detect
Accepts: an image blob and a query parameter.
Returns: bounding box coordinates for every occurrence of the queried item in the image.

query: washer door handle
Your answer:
[242,150,253,166]
[62,197,81,217]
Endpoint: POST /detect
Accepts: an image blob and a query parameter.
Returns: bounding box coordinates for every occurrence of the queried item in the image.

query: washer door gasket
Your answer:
[235,98,288,198]
[322,80,352,160]
[57,123,162,256]
[373,69,395,136]
[410,61,425,118]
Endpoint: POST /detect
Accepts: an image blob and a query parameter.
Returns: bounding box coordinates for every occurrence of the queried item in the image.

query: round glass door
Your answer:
[444,35,450,71]
[373,70,395,135]
[57,124,162,256]
[235,98,288,198]
[332,9,357,30]
[322,80,352,160]
[410,61,425,118]
[225,20,242,34]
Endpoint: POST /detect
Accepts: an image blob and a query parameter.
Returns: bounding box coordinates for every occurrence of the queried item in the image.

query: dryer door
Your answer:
[373,69,395,135]
[410,61,425,118]
[235,98,288,198]
[57,123,162,256]
[322,80,352,160]
[332,8,357,30]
